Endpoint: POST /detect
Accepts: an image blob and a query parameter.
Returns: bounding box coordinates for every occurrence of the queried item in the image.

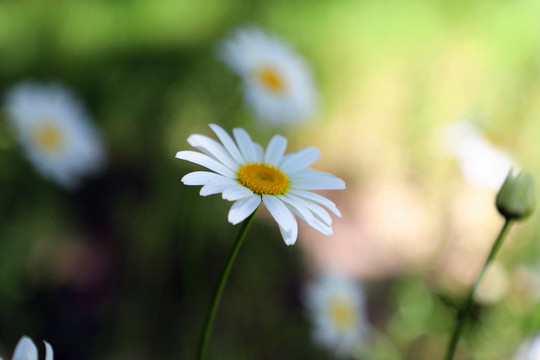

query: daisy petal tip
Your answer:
[279,225,298,245]
[175,151,187,159]
[180,173,198,185]
[13,336,37,360]
[227,213,241,225]
[285,237,297,246]
[208,123,225,134]
[44,341,53,360]
[186,134,199,146]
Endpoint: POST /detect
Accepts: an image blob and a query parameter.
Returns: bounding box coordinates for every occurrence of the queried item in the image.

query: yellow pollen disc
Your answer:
[256,66,285,93]
[33,123,63,152]
[238,162,289,196]
[329,300,356,330]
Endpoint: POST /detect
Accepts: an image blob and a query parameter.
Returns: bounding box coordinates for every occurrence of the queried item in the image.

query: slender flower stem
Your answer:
[197,209,258,360]
[444,219,513,360]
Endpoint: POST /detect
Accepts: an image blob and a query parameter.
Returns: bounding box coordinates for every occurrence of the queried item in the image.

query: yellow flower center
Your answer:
[256,66,285,93]
[329,300,356,330]
[238,162,289,195]
[33,123,63,153]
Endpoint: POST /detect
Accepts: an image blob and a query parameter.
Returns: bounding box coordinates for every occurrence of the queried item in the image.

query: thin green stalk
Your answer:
[444,219,513,360]
[196,209,258,360]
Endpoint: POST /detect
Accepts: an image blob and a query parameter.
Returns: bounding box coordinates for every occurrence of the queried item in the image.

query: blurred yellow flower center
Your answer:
[34,123,63,152]
[238,162,289,195]
[256,66,285,93]
[329,300,356,330]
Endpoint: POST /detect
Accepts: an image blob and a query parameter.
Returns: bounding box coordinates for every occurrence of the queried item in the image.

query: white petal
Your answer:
[187,134,239,171]
[209,123,245,164]
[279,147,320,173]
[228,195,261,224]
[44,341,53,360]
[12,336,37,360]
[308,217,333,235]
[262,195,296,233]
[304,210,333,235]
[264,135,287,166]
[279,221,298,245]
[279,195,333,235]
[176,151,236,178]
[290,169,346,190]
[181,171,236,186]
[287,193,333,224]
[253,143,264,162]
[222,184,254,201]
[233,127,258,163]
[297,210,333,235]
[277,195,313,223]
[200,183,229,196]
[287,189,342,217]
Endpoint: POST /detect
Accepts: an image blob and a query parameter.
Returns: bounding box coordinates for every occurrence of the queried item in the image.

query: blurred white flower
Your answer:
[176,123,345,245]
[2,336,53,360]
[304,272,368,357]
[218,25,317,125]
[515,333,540,360]
[442,122,515,190]
[4,82,105,189]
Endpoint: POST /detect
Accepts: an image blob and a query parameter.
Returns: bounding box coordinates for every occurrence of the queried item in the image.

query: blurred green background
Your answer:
[2,0,540,359]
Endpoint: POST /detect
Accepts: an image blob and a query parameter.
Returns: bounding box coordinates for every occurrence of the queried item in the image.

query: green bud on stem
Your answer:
[496,170,535,220]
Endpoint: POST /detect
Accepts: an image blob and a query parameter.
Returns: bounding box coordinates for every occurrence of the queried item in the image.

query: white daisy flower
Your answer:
[218,26,318,125]
[441,121,515,190]
[304,272,368,358]
[1,336,53,360]
[515,333,540,360]
[4,82,105,189]
[175,124,345,245]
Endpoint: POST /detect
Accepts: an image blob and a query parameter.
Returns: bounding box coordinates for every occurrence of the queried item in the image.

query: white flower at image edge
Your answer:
[516,333,540,360]
[0,336,53,360]
[175,124,345,245]
[305,273,367,358]
[4,82,105,189]
[218,26,317,125]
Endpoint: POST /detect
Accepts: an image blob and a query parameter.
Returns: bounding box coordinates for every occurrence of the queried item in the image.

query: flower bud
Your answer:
[496,170,535,220]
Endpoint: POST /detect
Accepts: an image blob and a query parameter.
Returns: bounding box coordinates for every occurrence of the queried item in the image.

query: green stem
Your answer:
[196,209,258,360]
[444,219,513,360]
